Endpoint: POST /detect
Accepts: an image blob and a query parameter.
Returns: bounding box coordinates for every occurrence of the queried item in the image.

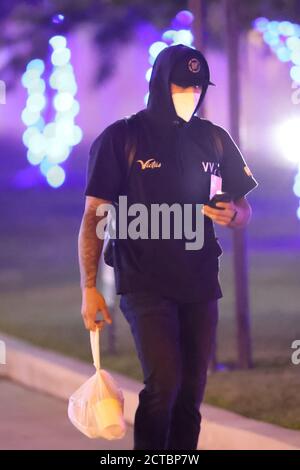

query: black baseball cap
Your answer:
[169,49,215,88]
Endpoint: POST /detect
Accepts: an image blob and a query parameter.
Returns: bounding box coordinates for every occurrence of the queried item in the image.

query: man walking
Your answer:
[78,44,258,450]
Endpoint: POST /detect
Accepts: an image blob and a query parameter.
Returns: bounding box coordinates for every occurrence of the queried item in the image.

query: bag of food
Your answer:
[68,327,126,440]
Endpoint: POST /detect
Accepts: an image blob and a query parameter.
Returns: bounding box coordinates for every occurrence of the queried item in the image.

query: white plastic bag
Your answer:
[68,327,126,440]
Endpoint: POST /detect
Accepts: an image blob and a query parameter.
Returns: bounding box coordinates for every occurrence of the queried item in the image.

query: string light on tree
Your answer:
[21,34,82,188]
[145,10,195,105]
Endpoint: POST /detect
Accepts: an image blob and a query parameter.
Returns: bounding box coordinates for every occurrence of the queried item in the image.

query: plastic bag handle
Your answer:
[90,328,101,370]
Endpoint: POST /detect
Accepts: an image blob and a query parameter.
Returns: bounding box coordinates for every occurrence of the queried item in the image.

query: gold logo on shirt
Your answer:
[137,158,162,170]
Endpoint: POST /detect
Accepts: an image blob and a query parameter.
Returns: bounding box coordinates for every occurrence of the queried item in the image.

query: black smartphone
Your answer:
[207,191,232,210]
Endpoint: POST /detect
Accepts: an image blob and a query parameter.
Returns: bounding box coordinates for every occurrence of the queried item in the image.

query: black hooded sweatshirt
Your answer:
[85,44,258,302]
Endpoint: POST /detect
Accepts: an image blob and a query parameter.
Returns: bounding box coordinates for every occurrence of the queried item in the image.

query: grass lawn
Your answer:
[0,155,299,430]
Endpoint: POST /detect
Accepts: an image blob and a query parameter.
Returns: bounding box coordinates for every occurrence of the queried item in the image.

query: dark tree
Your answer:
[1,0,299,88]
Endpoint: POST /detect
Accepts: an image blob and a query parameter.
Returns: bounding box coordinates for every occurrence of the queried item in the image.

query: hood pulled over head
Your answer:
[146,44,214,127]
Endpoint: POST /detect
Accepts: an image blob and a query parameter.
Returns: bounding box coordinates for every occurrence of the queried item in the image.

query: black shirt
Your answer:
[84,44,259,302]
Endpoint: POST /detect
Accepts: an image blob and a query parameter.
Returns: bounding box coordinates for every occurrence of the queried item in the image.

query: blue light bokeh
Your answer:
[21,35,82,188]
[146,10,195,106]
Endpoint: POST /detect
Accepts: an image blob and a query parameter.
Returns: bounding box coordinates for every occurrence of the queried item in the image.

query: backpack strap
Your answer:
[198,117,223,163]
[103,115,139,267]
[209,124,223,164]
[124,114,138,177]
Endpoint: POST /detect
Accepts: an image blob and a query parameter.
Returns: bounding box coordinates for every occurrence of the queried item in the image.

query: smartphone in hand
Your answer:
[207,191,232,210]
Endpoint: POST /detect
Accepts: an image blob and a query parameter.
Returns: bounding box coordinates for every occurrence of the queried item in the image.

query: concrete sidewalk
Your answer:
[1,332,300,450]
[0,379,133,450]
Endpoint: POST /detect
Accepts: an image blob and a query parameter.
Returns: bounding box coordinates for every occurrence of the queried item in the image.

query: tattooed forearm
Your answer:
[78,197,109,289]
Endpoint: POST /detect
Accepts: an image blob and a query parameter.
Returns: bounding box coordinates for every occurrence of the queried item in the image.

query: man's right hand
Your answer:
[81,287,113,331]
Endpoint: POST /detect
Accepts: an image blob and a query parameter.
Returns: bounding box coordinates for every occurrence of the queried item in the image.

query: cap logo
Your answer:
[188,58,201,73]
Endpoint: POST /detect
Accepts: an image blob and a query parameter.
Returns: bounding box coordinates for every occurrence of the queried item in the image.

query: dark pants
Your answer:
[119,291,219,450]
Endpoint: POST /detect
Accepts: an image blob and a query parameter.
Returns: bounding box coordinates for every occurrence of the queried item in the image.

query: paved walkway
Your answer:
[0,379,133,450]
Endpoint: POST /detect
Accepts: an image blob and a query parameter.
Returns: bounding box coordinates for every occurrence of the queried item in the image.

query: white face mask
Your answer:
[171,91,201,122]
